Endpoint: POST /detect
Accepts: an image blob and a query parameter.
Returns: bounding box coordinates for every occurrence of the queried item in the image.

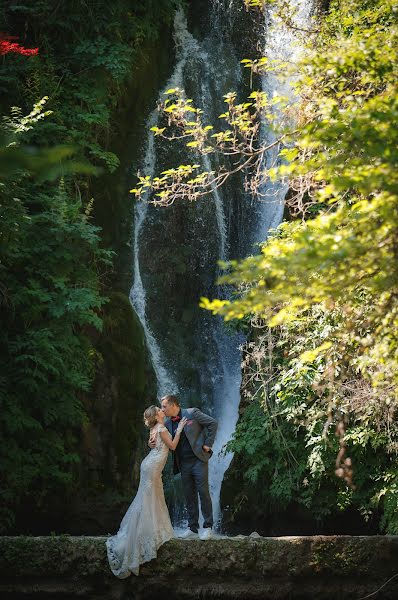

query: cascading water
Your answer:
[130,9,204,397]
[131,126,178,395]
[130,0,311,531]
[256,0,313,241]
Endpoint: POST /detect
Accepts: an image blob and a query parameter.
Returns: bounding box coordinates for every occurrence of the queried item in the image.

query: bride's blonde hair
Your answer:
[143,405,158,428]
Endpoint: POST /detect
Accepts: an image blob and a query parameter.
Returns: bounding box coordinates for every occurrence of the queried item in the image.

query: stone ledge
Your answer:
[1,535,398,599]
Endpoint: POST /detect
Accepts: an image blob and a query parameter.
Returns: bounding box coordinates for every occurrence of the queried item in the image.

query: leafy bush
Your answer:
[0,0,181,532]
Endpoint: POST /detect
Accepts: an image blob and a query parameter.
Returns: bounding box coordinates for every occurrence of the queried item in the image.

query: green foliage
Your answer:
[210,0,398,532]
[0,98,99,180]
[130,86,289,205]
[203,0,398,407]
[0,0,181,532]
[0,104,113,531]
[228,307,398,528]
[0,0,181,167]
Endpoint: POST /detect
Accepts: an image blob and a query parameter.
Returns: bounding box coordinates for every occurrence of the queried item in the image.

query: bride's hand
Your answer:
[176,417,188,433]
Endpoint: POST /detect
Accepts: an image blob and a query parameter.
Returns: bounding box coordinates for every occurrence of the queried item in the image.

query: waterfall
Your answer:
[130,0,311,532]
[130,9,204,396]
[130,128,177,396]
[256,0,313,241]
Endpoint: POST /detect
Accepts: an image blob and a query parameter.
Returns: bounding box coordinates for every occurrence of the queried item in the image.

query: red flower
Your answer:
[0,33,38,56]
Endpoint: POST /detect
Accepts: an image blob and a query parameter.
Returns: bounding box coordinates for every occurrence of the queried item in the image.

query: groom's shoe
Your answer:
[179,528,198,539]
[199,528,213,540]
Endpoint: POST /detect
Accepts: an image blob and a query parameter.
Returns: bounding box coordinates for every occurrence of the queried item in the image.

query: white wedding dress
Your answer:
[106,424,174,577]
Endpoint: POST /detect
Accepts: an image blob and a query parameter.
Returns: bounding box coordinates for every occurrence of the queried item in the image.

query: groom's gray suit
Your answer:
[165,407,218,532]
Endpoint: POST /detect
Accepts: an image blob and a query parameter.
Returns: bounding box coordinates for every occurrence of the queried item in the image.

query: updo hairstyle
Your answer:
[143,405,159,428]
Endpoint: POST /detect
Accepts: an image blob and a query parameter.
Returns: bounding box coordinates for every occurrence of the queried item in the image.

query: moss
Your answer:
[2,535,398,582]
[91,27,175,293]
[100,291,149,483]
[310,538,374,576]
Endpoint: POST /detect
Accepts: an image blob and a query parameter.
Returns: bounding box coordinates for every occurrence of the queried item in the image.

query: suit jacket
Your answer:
[165,407,218,475]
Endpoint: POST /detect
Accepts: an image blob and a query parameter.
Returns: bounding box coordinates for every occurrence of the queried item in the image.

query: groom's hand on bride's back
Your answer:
[148,436,156,449]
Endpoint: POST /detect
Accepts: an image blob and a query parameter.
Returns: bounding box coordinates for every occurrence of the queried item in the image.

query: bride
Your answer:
[106,405,187,577]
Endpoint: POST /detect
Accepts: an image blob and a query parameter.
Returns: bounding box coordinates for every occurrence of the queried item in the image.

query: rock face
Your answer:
[1,535,398,599]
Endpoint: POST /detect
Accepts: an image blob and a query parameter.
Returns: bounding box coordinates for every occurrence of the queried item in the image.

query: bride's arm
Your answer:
[160,418,187,451]
[148,429,157,448]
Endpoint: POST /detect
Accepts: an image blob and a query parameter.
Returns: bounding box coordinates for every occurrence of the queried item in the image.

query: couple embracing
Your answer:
[106,394,218,577]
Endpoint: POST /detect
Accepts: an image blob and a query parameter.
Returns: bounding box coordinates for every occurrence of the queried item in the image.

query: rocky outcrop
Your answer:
[1,535,398,599]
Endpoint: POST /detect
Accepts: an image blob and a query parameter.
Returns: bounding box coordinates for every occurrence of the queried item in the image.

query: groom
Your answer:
[160,394,218,540]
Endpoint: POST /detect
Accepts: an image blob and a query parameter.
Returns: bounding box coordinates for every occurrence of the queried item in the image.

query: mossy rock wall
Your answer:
[70,29,177,534]
[1,535,398,599]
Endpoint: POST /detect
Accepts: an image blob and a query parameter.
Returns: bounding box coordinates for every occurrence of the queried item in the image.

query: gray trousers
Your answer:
[179,457,213,532]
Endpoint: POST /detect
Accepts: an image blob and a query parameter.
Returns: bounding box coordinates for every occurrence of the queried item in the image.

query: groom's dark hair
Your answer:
[161,394,179,406]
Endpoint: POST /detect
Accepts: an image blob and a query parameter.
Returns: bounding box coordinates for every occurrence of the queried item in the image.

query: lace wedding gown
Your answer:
[106,424,174,577]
